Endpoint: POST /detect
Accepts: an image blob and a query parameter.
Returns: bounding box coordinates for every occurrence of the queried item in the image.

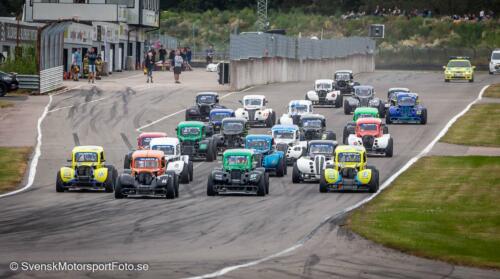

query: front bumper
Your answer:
[325,178,369,191]
[63,179,106,191]
[445,73,473,80]
[120,185,169,197]
[387,115,422,123]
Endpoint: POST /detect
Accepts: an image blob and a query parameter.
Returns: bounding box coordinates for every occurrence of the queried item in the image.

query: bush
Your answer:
[0,46,37,75]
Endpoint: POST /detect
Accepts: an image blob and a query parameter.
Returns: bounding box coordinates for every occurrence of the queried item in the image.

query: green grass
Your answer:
[0,100,13,109]
[440,104,500,147]
[484,84,500,98]
[0,147,32,193]
[349,156,500,269]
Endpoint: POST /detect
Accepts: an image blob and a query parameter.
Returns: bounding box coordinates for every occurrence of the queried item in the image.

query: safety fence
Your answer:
[230,33,375,60]
[17,75,40,90]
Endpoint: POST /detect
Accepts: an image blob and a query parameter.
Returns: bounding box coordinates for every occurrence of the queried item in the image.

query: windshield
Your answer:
[246,139,270,151]
[210,112,231,122]
[355,88,372,97]
[398,97,416,106]
[359,123,378,131]
[151,145,175,155]
[492,53,500,60]
[75,152,98,162]
[273,130,295,139]
[226,155,248,166]
[181,127,200,136]
[335,73,350,80]
[244,98,262,106]
[338,152,361,163]
[290,104,308,114]
[140,137,154,148]
[197,95,216,104]
[302,119,322,128]
[316,83,332,90]
[134,157,158,169]
[447,60,471,68]
[309,143,334,155]
[223,121,244,132]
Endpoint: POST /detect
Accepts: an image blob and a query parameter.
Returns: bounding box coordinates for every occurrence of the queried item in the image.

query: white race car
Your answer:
[306,79,343,107]
[271,124,307,165]
[278,100,313,125]
[150,137,194,183]
[292,140,337,183]
[235,95,276,127]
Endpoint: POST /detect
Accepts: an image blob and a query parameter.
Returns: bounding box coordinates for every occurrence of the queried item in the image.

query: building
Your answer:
[0,17,41,61]
[23,0,160,73]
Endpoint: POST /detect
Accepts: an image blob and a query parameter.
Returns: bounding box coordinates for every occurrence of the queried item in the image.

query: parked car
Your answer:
[0,70,19,97]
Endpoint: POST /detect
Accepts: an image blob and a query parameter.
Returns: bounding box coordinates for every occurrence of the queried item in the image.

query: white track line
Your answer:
[0,94,53,198]
[136,86,255,132]
[185,84,490,279]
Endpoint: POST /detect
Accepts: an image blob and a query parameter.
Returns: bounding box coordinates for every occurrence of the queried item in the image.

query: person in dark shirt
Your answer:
[159,45,167,62]
[145,51,154,83]
[169,49,175,71]
[87,47,97,83]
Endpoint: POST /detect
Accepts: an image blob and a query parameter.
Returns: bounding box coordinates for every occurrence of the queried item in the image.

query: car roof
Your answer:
[243,94,265,100]
[354,107,378,114]
[308,140,336,145]
[301,114,325,120]
[246,134,273,141]
[315,79,334,83]
[72,145,103,153]
[178,121,205,128]
[289,100,312,106]
[388,87,410,92]
[210,108,234,113]
[223,148,254,157]
[222,117,247,123]
[356,118,382,125]
[335,145,365,153]
[335,70,353,73]
[196,92,218,96]
[354,85,374,90]
[132,150,164,159]
[272,124,299,131]
[396,92,419,98]
[150,137,179,146]
[138,132,167,138]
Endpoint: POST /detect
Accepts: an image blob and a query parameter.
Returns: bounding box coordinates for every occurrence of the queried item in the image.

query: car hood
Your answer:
[446,67,471,72]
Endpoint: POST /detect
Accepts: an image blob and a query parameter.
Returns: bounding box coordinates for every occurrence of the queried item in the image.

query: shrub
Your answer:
[0,45,37,75]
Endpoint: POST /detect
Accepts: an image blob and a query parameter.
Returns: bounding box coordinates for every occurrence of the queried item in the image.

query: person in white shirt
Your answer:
[173,50,183,84]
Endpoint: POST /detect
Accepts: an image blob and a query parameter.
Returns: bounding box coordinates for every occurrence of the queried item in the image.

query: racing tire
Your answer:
[180,164,190,183]
[469,77,474,83]
[56,171,65,193]
[382,125,389,134]
[342,126,350,144]
[292,162,301,183]
[257,174,266,196]
[114,178,125,199]
[123,153,131,169]
[185,110,191,121]
[265,173,270,194]
[343,100,351,115]
[325,131,336,141]
[378,103,386,118]
[444,79,450,82]
[420,109,427,125]
[165,177,176,199]
[276,157,285,177]
[385,112,392,124]
[489,70,493,75]
[335,94,343,108]
[319,170,328,193]
[188,161,194,181]
[0,84,6,97]
[366,166,379,193]
[207,175,217,196]
[104,168,114,193]
[385,138,394,158]
[206,140,215,162]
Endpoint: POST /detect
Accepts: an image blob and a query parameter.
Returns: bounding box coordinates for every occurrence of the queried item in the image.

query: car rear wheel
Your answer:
[188,161,194,181]
[0,84,6,97]
[366,166,379,193]
[319,170,328,193]
[335,95,343,108]
[206,140,215,162]
[385,138,394,157]
[265,173,270,194]
[343,100,351,115]
[257,174,266,196]
[292,162,300,183]
[420,109,427,125]
[276,157,285,177]
[207,175,216,196]
[104,169,114,193]
[114,178,125,199]
[180,164,190,183]
[123,153,131,169]
[165,177,176,199]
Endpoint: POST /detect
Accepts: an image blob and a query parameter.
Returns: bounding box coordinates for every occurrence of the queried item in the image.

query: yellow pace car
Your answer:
[443,56,475,82]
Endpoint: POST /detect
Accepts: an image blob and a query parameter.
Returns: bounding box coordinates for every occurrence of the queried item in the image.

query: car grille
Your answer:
[304,129,319,140]
[230,170,242,180]
[400,106,412,116]
[181,144,195,155]
[292,115,301,125]
[362,135,375,148]
[337,80,347,88]
[341,167,357,179]
[137,172,154,185]
[246,109,257,121]
[358,97,370,107]
[314,155,325,175]
[76,166,92,180]
[200,105,211,116]
[318,90,327,101]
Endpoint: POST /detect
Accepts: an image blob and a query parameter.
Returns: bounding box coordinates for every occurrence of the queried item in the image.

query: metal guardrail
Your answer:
[230,34,375,60]
[40,66,63,94]
[17,75,40,90]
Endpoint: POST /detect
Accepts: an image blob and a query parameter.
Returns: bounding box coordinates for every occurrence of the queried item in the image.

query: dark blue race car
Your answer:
[386,92,427,124]
[245,135,287,177]
[209,108,235,132]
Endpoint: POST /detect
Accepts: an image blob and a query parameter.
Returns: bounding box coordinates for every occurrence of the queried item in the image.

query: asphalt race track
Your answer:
[1,71,499,278]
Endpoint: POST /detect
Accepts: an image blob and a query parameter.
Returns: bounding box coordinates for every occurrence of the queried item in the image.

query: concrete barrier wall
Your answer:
[230,54,374,90]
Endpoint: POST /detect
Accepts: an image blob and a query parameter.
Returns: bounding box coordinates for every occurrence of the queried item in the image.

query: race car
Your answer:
[213,117,249,154]
[386,92,427,124]
[305,79,343,107]
[298,114,336,141]
[271,124,307,165]
[149,137,194,183]
[185,92,226,121]
[292,140,337,183]
[278,100,313,125]
[342,107,386,144]
[235,95,276,127]
[443,56,475,82]
[56,146,117,193]
[176,121,218,161]
[123,132,167,169]
[209,108,234,133]
[489,49,500,75]
[0,70,19,97]
[347,118,393,157]
[333,70,359,95]
[319,145,379,193]
[387,87,410,100]
[344,85,385,117]
[115,150,179,199]
[245,134,287,177]
[207,149,269,196]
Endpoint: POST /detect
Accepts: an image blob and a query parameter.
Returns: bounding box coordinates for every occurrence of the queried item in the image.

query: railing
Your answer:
[17,75,40,90]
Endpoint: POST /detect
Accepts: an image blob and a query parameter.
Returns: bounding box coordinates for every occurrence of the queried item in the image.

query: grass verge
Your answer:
[0,100,13,109]
[484,83,500,98]
[0,147,32,193]
[349,156,500,269]
[440,104,500,147]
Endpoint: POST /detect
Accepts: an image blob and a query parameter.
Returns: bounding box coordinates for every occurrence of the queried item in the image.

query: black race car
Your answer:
[185,92,226,121]
[0,71,19,97]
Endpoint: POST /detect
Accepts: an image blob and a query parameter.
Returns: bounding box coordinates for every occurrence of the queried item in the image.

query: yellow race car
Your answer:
[443,56,475,82]
[56,146,117,192]
[319,145,379,193]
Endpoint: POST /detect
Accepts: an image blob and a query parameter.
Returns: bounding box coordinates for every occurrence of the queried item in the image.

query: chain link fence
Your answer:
[230,33,375,60]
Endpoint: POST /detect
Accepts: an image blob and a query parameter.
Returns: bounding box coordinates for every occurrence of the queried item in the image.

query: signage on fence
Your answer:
[0,22,38,43]
[64,23,93,46]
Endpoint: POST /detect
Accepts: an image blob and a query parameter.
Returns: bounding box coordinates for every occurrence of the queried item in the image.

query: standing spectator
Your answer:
[145,51,154,83]
[173,50,183,84]
[479,10,485,21]
[71,49,82,81]
[87,47,97,84]
[206,45,214,65]
[169,49,175,71]
[159,45,167,62]
[186,47,193,70]
[0,52,4,64]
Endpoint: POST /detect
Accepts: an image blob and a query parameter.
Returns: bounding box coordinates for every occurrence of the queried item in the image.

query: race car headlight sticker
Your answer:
[250,174,258,181]
[214,174,223,180]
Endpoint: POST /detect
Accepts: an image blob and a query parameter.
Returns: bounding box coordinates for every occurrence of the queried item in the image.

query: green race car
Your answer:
[177,121,217,161]
[443,56,475,82]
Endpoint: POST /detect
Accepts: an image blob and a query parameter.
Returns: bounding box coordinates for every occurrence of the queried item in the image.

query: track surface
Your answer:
[1,71,499,278]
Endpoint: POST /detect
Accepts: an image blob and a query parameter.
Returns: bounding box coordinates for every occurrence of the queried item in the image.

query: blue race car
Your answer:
[386,92,427,124]
[209,108,235,132]
[245,134,287,177]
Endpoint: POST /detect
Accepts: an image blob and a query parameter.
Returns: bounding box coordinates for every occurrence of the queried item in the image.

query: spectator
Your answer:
[186,47,192,64]
[145,51,154,83]
[169,49,175,70]
[71,49,82,81]
[87,47,97,84]
[159,45,167,63]
[173,50,183,84]
[0,52,4,64]
[206,45,214,65]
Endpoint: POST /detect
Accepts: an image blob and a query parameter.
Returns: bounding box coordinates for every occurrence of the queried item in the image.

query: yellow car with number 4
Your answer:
[319,145,379,193]
[443,56,475,82]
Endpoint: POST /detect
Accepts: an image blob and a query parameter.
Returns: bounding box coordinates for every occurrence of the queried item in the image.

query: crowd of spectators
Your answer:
[145,45,193,72]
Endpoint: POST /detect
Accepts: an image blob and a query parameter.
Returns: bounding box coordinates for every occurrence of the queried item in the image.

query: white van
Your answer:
[489,49,500,74]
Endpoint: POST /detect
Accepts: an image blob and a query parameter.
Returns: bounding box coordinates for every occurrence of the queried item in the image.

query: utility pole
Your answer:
[257,0,268,31]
